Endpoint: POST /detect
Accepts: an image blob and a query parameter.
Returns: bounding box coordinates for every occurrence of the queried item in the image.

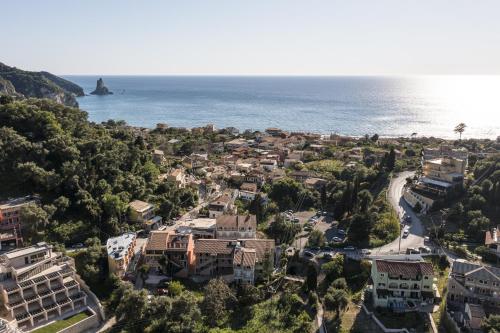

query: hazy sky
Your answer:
[2,0,500,75]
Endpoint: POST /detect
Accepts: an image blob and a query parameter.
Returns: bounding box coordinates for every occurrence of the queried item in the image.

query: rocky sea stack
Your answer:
[90,78,113,95]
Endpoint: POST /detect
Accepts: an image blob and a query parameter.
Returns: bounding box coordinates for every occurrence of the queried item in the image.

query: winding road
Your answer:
[374,171,425,255]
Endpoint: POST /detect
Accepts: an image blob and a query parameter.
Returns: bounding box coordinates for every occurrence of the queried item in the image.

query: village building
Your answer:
[0,196,37,250]
[143,230,195,278]
[484,225,500,259]
[128,200,162,231]
[106,232,137,278]
[239,183,258,201]
[208,190,237,218]
[216,215,257,239]
[371,259,436,311]
[166,168,186,188]
[152,149,166,166]
[0,243,103,331]
[176,218,216,239]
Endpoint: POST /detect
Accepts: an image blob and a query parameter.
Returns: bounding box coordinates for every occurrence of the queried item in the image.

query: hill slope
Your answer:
[0,62,84,107]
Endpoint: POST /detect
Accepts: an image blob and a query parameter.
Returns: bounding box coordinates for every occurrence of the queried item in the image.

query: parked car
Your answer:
[72,243,84,249]
[361,249,371,255]
[405,215,412,223]
[402,229,410,238]
[292,217,300,223]
[343,246,356,251]
[303,251,315,258]
[323,252,334,260]
[332,237,343,243]
[337,229,346,236]
[406,247,420,254]
[304,225,313,231]
[419,246,431,253]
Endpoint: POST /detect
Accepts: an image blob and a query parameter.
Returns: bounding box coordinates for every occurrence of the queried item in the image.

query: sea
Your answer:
[65,75,500,139]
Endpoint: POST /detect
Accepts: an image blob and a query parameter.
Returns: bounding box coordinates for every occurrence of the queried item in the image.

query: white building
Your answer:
[106,233,137,278]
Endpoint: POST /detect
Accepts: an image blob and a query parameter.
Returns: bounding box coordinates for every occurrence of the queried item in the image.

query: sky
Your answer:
[2,0,500,75]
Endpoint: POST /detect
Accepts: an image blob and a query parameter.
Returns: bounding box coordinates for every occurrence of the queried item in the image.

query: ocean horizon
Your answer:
[65,75,500,139]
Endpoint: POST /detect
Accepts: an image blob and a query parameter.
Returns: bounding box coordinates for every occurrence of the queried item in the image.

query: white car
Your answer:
[402,230,410,238]
[361,249,371,255]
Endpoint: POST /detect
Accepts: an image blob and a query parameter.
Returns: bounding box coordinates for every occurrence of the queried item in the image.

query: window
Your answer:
[424,276,429,280]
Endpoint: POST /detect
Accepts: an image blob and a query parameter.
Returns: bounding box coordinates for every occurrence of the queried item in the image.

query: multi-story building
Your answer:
[239,183,258,201]
[0,243,101,331]
[166,168,186,189]
[194,238,274,285]
[208,190,237,218]
[143,230,195,278]
[176,218,216,239]
[371,259,436,310]
[216,215,257,239]
[0,197,37,250]
[106,233,137,278]
[447,259,500,309]
[484,225,500,259]
[128,200,162,231]
[404,146,468,213]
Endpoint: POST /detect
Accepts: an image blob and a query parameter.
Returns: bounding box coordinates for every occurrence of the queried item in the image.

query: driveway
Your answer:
[374,171,425,255]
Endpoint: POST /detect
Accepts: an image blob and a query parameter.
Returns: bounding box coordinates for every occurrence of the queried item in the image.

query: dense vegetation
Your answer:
[0,97,196,245]
[107,278,313,333]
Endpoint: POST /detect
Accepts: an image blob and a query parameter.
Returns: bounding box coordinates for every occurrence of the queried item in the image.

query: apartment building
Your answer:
[0,243,98,331]
[239,183,258,201]
[371,259,436,310]
[208,190,237,218]
[194,238,274,285]
[106,233,137,278]
[404,146,468,213]
[143,230,195,278]
[216,215,257,239]
[447,259,500,309]
[0,197,37,250]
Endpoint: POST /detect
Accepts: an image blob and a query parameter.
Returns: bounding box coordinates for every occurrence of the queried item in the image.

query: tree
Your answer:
[115,288,150,332]
[331,278,348,290]
[201,278,237,327]
[307,230,326,248]
[324,287,349,316]
[386,148,396,171]
[356,189,373,213]
[305,263,318,291]
[20,203,50,243]
[454,123,466,140]
[482,314,500,333]
[168,280,185,297]
[321,255,344,282]
[261,252,274,283]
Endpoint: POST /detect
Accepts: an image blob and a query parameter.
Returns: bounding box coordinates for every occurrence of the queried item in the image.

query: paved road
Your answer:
[374,171,425,255]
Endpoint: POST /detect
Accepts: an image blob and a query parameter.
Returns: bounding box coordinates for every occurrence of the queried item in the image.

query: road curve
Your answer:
[374,171,425,254]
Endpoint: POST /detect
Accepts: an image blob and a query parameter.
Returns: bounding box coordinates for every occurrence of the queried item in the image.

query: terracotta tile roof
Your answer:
[234,248,256,267]
[145,231,170,251]
[240,239,275,263]
[375,260,434,278]
[194,239,234,255]
[216,215,256,230]
[240,183,258,192]
[146,231,191,251]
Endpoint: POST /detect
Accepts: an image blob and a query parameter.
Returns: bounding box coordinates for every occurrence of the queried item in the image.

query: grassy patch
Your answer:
[304,159,344,173]
[32,311,89,333]
[424,256,450,327]
[374,309,431,333]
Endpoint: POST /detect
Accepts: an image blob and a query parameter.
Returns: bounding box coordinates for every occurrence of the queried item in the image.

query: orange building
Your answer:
[0,197,37,250]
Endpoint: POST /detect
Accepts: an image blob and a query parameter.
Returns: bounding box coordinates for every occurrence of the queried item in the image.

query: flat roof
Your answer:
[106,233,136,259]
[3,242,50,260]
[421,177,452,188]
[129,200,153,213]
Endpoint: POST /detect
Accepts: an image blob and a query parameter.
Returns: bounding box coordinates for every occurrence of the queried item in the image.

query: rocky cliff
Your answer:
[90,78,113,95]
[0,62,83,107]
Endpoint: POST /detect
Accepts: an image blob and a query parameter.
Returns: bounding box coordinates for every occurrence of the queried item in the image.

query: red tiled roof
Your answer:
[375,260,434,278]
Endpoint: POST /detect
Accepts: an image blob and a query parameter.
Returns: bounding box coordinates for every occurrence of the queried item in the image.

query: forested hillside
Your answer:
[0,97,196,245]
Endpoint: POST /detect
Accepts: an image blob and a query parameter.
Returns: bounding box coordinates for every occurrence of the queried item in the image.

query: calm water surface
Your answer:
[65,76,500,139]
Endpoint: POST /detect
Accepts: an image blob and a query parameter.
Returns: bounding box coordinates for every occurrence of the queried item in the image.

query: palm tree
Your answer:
[454,123,466,140]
